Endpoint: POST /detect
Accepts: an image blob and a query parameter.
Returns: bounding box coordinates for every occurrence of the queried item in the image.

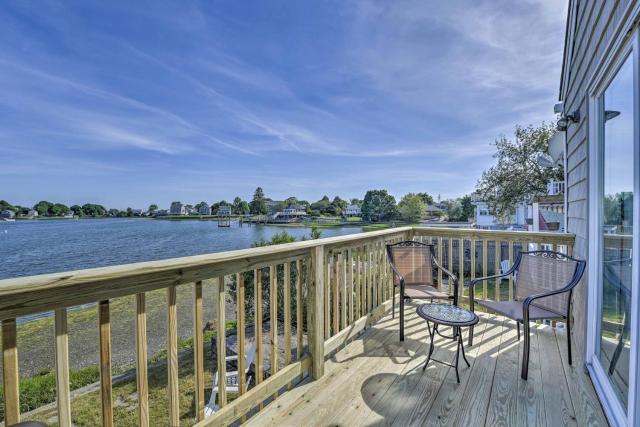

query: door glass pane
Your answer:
[598,53,634,409]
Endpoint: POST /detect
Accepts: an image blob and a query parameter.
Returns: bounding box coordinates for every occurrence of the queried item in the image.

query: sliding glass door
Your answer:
[588,28,639,426]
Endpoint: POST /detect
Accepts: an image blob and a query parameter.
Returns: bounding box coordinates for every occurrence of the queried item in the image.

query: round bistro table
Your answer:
[416,303,479,383]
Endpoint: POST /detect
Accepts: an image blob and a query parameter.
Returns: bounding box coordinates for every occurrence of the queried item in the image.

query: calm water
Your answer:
[0,219,363,280]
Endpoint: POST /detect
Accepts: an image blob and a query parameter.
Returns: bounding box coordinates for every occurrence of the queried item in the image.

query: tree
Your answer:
[459,195,475,221]
[311,196,331,215]
[50,203,69,216]
[0,200,16,212]
[476,123,562,220]
[70,205,83,216]
[108,208,120,216]
[330,196,347,216]
[416,192,434,206]
[361,190,398,222]
[148,204,158,213]
[350,198,363,207]
[81,203,107,217]
[398,193,426,222]
[444,199,464,221]
[250,187,268,215]
[34,200,53,216]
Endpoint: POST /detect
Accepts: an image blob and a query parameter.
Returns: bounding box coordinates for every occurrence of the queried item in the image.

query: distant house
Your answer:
[26,209,38,218]
[0,210,15,219]
[169,202,186,215]
[343,205,361,217]
[198,205,211,215]
[155,209,169,216]
[131,209,143,216]
[217,205,232,216]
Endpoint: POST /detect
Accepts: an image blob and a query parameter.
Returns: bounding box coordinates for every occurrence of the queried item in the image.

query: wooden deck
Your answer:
[246,303,609,427]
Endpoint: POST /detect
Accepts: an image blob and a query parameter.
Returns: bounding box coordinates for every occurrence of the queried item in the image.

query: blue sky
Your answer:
[0,0,567,209]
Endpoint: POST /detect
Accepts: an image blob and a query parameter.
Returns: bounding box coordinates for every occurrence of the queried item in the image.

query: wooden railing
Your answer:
[0,226,574,426]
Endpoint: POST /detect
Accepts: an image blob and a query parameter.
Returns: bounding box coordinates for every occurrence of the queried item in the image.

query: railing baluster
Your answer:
[347,248,353,325]
[508,242,514,300]
[55,309,72,427]
[376,242,382,306]
[193,283,204,422]
[324,253,330,339]
[296,259,303,361]
[284,262,292,369]
[135,294,149,427]
[471,239,476,284]
[341,252,347,329]
[369,245,374,310]
[310,245,325,379]
[355,248,361,319]
[216,276,227,407]
[482,240,488,299]
[255,269,264,386]
[495,241,501,301]
[269,264,278,398]
[331,253,340,336]
[167,286,180,425]
[448,238,453,296]
[458,239,464,299]
[2,319,19,424]
[237,273,247,408]
[99,300,113,427]
[437,237,444,290]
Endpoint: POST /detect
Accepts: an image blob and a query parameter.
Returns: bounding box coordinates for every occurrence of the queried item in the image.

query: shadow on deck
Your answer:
[247,302,608,426]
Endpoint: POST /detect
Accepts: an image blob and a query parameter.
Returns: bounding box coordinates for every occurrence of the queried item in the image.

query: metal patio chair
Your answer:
[469,250,586,380]
[386,241,458,341]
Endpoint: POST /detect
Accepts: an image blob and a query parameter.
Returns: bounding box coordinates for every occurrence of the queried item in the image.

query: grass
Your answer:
[19,321,237,426]
[0,366,100,420]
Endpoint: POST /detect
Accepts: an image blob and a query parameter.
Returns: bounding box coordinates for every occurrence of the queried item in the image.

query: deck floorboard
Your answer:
[245,302,608,427]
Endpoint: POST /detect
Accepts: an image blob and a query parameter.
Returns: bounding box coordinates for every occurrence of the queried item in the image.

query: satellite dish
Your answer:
[534,152,558,168]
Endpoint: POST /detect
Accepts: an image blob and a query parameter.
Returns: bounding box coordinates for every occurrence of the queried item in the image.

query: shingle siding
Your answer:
[562,0,631,359]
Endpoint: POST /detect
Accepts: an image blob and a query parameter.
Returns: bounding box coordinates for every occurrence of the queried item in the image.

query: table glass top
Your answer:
[417,303,477,325]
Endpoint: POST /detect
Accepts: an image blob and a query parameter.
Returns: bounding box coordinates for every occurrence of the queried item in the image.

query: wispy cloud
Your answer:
[0,0,567,207]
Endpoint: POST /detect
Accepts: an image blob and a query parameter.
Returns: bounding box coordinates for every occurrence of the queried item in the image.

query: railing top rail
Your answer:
[414,226,576,244]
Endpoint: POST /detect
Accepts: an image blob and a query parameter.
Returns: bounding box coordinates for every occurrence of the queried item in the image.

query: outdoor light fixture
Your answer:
[604,110,620,122]
[556,110,580,131]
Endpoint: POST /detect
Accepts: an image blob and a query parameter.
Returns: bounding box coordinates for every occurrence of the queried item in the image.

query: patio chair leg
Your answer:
[392,289,395,319]
[566,316,572,366]
[399,288,405,341]
[468,325,474,347]
[459,327,470,368]
[517,321,521,341]
[521,321,530,380]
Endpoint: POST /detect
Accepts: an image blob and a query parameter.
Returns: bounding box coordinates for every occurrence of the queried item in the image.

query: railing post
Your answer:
[309,244,325,379]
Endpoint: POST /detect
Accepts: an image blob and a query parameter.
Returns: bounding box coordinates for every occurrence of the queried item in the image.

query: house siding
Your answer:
[561,0,633,360]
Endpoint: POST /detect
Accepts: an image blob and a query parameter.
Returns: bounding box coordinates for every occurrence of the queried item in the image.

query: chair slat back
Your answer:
[389,243,435,288]
[515,252,579,315]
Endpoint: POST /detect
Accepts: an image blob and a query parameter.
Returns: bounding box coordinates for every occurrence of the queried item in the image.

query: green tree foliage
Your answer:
[398,193,426,222]
[148,204,158,213]
[250,187,268,215]
[70,205,83,216]
[310,227,322,240]
[34,200,53,216]
[361,190,398,222]
[604,192,633,228]
[459,195,475,221]
[416,192,434,206]
[81,203,107,217]
[350,198,363,207]
[0,200,16,212]
[49,203,69,216]
[476,123,562,220]
[232,197,250,215]
[252,231,296,247]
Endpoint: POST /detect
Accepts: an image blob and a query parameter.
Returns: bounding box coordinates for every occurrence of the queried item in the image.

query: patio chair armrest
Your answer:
[388,262,405,287]
[432,258,459,304]
[468,272,513,311]
[522,287,573,322]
